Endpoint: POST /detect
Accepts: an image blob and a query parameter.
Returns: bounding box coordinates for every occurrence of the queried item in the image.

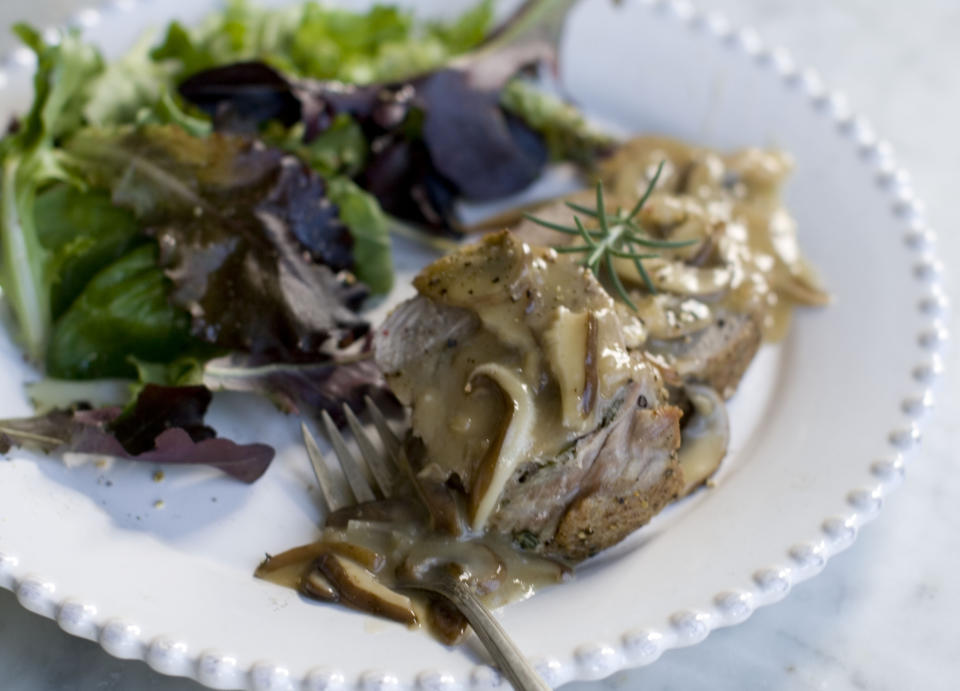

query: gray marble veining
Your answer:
[0,1,957,689]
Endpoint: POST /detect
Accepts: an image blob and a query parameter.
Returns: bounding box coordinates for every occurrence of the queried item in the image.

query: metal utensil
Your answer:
[302,397,551,691]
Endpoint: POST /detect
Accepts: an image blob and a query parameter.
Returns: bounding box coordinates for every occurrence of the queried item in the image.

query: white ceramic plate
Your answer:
[0,1,946,689]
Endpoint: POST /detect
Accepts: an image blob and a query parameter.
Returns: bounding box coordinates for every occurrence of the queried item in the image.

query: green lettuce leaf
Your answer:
[0,26,104,362]
[151,0,495,84]
[425,0,494,54]
[0,25,208,364]
[84,34,172,128]
[500,79,615,166]
[46,244,192,379]
[327,177,392,294]
[135,89,213,138]
[34,183,142,317]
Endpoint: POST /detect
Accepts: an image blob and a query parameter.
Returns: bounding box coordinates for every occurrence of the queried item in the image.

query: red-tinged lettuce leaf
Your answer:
[63,125,369,358]
[177,61,302,134]
[0,384,274,483]
[202,351,399,427]
[178,46,551,231]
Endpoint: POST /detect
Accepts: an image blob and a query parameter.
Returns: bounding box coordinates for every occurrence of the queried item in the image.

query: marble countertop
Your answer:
[0,1,957,689]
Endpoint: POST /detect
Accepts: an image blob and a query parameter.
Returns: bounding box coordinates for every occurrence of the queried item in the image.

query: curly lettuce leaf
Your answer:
[0,384,274,482]
[46,244,192,379]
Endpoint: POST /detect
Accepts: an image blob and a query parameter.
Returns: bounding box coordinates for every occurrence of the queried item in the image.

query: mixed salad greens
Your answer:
[0,0,609,481]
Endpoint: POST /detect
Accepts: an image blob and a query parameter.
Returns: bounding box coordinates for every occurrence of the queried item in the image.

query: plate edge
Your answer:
[0,0,948,689]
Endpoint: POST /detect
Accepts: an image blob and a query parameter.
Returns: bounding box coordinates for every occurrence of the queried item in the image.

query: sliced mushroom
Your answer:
[425,594,469,646]
[415,462,464,537]
[542,307,599,429]
[677,384,730,496]
[637,195,713,262]
[316,552,418,626]
[300,567,339,602]
[466,364,536,532]
[256,539,385,577]
[773,271,832,307]
[256,543,328,577]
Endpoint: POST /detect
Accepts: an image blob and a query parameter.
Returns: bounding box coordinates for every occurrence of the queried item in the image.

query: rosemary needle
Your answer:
[524,160,696,305]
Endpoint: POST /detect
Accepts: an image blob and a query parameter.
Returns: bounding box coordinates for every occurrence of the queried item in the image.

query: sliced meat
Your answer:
[375,231,683,561]
[490,380,683,560]
[647,308,762,399]
[554,403,682,560]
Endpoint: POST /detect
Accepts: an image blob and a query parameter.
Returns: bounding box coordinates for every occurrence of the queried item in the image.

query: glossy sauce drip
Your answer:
[257,519,569,642]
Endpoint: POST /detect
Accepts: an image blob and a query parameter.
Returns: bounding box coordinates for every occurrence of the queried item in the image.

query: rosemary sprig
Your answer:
[523,161,695,309]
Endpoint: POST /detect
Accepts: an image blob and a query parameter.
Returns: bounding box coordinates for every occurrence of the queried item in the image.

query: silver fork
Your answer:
[302,397,551,691]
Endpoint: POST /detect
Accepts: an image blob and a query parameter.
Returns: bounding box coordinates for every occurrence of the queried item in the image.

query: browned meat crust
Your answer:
[554,404,682,560]
[649,309,762,399]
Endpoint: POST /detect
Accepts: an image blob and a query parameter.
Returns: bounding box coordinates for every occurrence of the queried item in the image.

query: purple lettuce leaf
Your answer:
[0,384,274,483]
[202,350,399,427]
[178,43,551,231]
[64,125,369,359]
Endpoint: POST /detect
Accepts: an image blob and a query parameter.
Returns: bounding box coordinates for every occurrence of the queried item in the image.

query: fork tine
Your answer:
[301,422,352,512]
[364,395,401,467]
[320,410,376,504]
[342,404,394,498]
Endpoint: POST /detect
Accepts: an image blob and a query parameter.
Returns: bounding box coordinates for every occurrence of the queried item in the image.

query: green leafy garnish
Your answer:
[46,244,192,379]
[326,177,393,294]
[0,25,104,362]
[151,0,496,85]
[523,162,697,309]
[500,79,613,166]
[264,114,367,180]
[34,183,142,317]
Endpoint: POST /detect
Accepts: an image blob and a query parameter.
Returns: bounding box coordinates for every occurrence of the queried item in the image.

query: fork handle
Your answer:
[434,579,551,691]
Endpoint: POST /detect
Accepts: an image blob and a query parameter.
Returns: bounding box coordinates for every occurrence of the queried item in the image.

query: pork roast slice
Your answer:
[375,231,684,562]
[647,308,762,399]
[490,379,682,560]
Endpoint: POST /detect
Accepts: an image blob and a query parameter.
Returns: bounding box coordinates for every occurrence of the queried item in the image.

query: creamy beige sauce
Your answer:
[589,136,828,345]
[258,136,826,641]
[392,232,660,531]
[675,384,729,495]
[257,521,568,642]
